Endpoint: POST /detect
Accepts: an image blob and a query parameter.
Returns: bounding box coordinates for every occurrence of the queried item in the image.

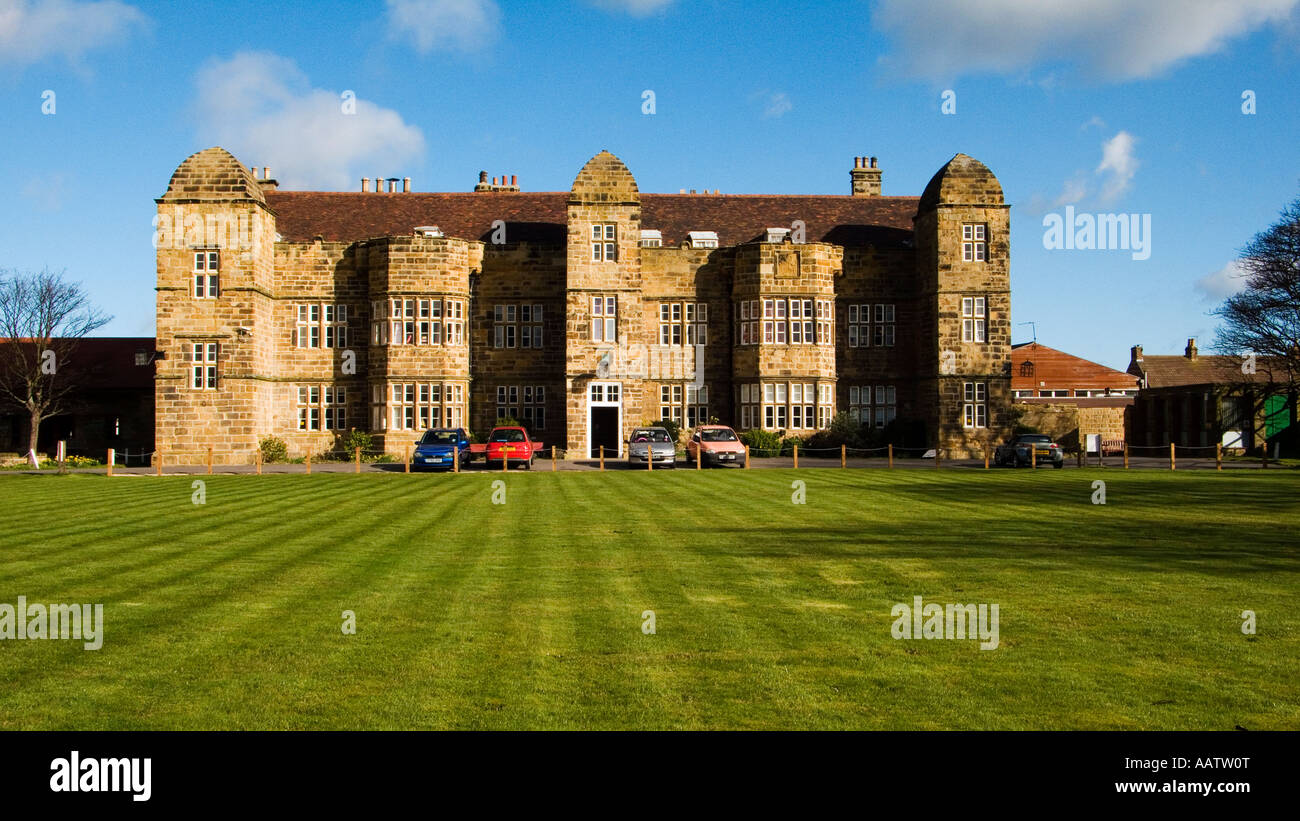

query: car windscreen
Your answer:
[633,430,672,443]
[420,431,458,445]
[490,430,525,443]
[700,429,737,442]
[1020,435,1052,444]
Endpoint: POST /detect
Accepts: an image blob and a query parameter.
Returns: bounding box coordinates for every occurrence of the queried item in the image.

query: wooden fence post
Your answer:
[256,449,262,475]
[647,445,653,471]
[1169,442,1176,471]
[1123,445,1129,469]
[1216,442,1222,471]
[598,445,603,472]
[552,446,557,471]
[504,447,510,472]
[744,445,750,469]
[453,447,459,473]
[207,445,213,475]
[793,445,798,469]
[984,444,990,470]
[936,446,942,469]
[155,449,162,477]
[404,444,410,473]
[106,448,114,477]
[305,452,312,475]
[695,445,701,470]
[1031,447,1036,469]
[888,443,893,468]
[354,446,361,474]
[1076,447,1083,468]
[841,444,846,468]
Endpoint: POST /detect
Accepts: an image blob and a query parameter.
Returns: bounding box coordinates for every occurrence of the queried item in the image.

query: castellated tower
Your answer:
[913,154,1012,455]
[155,148,277,465]
[564,151,647,458]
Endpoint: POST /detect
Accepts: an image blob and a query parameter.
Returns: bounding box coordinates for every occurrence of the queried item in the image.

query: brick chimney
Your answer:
[850,156,882,197]
[1185,338,1198,360]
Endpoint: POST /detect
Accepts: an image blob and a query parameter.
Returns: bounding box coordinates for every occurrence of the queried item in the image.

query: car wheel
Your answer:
[1053,461,1063,469]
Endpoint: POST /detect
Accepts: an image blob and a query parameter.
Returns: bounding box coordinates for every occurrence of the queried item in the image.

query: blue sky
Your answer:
[1,0,1298,370]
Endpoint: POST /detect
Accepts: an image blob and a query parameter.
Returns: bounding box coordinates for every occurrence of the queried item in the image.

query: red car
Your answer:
[483,426,543,469]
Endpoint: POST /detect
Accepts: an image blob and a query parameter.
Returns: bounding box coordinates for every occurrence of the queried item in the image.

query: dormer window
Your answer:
[414,225,443,238]
[764,227,790,244]
[639,229,662,248]
[688,231,718,249]
[592,224,617,261]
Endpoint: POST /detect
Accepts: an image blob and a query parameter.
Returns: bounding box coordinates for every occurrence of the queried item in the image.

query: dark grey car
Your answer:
[628,427,677,467]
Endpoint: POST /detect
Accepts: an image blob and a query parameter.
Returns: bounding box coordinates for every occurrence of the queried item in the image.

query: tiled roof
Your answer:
[263,191,921,248]
[1133,355,1249,389]
[1015,396,1134,408]
[1011,342,1138,391]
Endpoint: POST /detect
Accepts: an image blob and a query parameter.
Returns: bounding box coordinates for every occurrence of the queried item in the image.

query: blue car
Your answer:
[412,428,472,471]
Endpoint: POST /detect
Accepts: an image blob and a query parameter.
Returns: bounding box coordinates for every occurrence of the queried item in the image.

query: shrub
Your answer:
[779,435,805,456]
[740,429,782,456]
[259,436,288,463]
[337,428,374,457]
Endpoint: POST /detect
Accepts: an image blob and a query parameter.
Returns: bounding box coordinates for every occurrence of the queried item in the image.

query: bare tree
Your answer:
[0,269,112,458]
[1212,194,1300,453]
[1212,194,1300,387]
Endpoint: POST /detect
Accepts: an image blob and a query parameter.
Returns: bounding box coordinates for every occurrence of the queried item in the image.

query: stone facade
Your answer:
[154,147,1013,462]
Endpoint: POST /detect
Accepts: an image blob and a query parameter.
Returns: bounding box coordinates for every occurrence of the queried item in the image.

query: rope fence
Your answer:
[26,437,1286,476]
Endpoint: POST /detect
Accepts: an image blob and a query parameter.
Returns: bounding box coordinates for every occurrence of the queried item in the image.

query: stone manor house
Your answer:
[154,147,1012,463]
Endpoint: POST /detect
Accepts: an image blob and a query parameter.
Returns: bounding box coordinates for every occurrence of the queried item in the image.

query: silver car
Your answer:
[628,427,677,467]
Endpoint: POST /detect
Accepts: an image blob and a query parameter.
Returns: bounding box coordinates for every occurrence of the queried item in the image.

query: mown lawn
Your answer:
[0,469,1296,730]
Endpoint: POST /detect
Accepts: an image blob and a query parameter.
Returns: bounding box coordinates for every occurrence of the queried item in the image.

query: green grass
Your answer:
[0,469,1297,730]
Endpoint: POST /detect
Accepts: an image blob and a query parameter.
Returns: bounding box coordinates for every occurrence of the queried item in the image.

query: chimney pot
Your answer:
[264,167,271,180]
[511,174,517,187]
[361,177,370,192]
[479,171,488,182]
[403,177,411,193]
[854,157,861,168]
[491,176,497,186]
[1186,338,1198,360]
[870,157,877,168]
[374,178,382,192]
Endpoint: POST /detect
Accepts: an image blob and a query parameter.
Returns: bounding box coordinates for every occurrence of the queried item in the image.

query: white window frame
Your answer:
[192,251,219,298]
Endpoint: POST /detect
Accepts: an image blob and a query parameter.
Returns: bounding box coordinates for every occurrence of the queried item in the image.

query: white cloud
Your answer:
[1096,130,1138,202]
[1029,131,1138,213]
[874,0,1299,81]
[385,0,499,54]
[586,0,674,14]
[762,91,793,119]
[0,0,146,67]
[193,52,425,191]
[1195,261,1250,302]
